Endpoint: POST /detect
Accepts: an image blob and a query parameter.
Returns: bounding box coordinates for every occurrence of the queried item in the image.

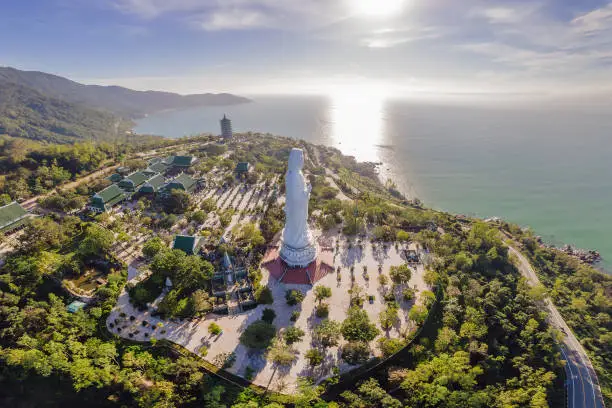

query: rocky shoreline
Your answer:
[535,236,603,265]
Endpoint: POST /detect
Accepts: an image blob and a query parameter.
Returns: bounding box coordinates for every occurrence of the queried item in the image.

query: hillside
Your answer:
[0,67,251,118]
[0,80,129,144]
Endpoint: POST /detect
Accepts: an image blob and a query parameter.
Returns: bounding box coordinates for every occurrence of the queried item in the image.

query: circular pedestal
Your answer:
[279,242,317,268]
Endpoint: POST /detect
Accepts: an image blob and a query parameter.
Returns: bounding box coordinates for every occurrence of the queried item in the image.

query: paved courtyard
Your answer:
[107,231,429,393]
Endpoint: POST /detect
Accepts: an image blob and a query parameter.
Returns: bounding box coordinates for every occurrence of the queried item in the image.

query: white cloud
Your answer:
[197,8,272,31]
[462,2,612,78]
[113,0,347,30]
[571,2,612,34]
[469,5,537,24]
[361,26,444,48]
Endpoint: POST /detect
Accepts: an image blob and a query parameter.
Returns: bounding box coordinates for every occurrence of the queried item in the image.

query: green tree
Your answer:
[389,264,412,285]
[284,326,305,344]
[342,341,370,365]
[267,338,296,367]
[305,348,324,367]
[314,285,332,304]
[341,307,380,342]
[313,319,342,348]
[408,304,428,325]
[239,321,276,349]
[142,236,165,259]
[78,224,114,259]
[164,189,191,214]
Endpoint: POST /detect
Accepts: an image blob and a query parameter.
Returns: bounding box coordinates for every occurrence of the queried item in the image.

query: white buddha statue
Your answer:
[279,148,317,267]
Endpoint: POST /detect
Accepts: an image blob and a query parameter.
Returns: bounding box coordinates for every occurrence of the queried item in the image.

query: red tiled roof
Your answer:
[262,246,334,285]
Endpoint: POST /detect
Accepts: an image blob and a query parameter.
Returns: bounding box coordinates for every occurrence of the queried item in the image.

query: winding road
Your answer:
[508,245,606,408]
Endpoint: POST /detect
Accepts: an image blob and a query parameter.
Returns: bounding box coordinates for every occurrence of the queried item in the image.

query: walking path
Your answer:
[508,245,605,408]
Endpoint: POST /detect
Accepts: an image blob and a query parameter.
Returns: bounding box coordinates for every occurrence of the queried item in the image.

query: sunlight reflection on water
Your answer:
[328,90,386,163]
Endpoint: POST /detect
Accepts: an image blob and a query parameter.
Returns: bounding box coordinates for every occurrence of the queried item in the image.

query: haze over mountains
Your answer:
[0,67,250,144]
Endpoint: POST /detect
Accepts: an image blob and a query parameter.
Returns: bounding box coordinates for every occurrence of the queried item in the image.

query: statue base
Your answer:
[279,241,317,268]
[262,244,334,285]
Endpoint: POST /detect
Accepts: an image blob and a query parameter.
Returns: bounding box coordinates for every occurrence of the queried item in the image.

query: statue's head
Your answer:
[288,148,304,171]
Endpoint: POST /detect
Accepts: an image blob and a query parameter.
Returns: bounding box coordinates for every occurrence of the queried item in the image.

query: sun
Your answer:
[352,0,405,17]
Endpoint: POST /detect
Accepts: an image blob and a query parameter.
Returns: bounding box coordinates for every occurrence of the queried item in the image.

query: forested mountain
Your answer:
[0,67,250,118]
[0,80,128,144]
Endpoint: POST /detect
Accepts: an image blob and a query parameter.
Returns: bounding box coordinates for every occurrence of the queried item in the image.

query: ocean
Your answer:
[134,95,612,270]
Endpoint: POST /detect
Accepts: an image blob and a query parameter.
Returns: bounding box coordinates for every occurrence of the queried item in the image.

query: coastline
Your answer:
[130,117,609,272]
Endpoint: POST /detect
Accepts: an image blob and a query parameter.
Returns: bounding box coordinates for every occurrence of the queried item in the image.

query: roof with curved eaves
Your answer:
[168,173,196,190]
[0,201,28,231]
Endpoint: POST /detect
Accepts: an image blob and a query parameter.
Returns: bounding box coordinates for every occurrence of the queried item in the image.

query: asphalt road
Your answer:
[508,245,606,408]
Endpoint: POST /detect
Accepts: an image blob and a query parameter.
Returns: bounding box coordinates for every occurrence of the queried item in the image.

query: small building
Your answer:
[88,184,126,213]
[220,114,233,139]
[0,201,30,234]
[172,235,201,255]
[147,161,171,175]
[142,169,158,178]
[164,173,197,194]
[118,171,149,192]
[138,174,166,194]
[107,173,123,183]
[235,162,250,175]
[116,166,131,176]
[66,300,86,313]
[171,155,197,168]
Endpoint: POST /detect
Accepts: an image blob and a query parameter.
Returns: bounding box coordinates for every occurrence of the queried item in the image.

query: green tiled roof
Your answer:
[107,173,123,183]
[142,169,157,178]
[95,184,124,203]
[172,156,196,167]
[236,162,250,172]
[148,161,170,174]
[118,172,148,191]
[168,173,196,191]
[172,235,199,254]
[148,157,162,165]
[139,174,166,193]
[0,202,29,232]
[126,171,148,187]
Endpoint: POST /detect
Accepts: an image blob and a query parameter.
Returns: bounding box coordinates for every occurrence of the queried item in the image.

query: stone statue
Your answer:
[279,148,317,267]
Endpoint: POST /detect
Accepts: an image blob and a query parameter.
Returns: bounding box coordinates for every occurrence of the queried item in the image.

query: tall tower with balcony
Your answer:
[220,114,233,139]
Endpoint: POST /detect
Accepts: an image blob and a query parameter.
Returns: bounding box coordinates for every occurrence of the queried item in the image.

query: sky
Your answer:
[2,0,612,97]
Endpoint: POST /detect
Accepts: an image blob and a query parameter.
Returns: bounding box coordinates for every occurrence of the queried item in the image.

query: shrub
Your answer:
[255,286,274,304]
[208,322,222,336]
[290,310,301,322]
[305,348,324,367]
[284,326,305,344]
[378,337,405,357]
[285,289,305,306]
[262,308,276,324]
[315,303,329,318]
[213,352,236,368]
[342,341,370,365]
[240,321,276,349]
[402,287,415,301]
